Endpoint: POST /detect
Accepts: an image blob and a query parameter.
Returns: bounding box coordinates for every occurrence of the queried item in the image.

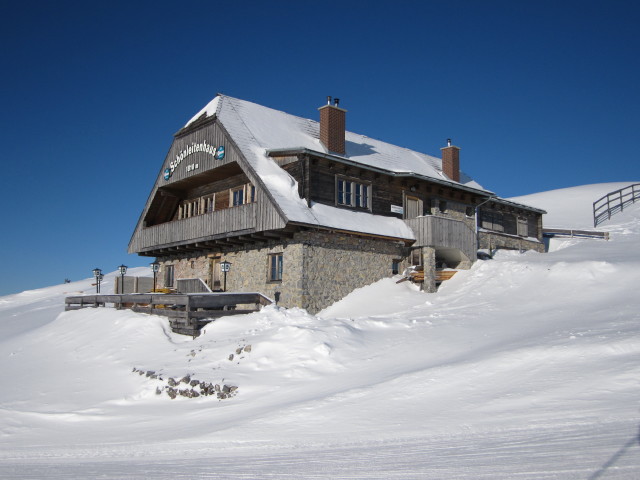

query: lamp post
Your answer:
[150,261,160,292]
[92,268,102,294]
[118,264,128,294]
[220,260,231,292]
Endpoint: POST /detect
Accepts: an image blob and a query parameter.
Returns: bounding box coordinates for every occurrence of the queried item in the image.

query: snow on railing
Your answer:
[593,183,640,227]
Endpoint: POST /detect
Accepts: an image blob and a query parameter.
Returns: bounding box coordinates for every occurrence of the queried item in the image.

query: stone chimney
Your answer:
[319,96,346,155]
[440,138,460,182]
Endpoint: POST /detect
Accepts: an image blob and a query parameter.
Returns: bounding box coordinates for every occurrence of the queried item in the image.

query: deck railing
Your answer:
[543,228,609,240]
[593,184,640,227]
[65,292,272,336]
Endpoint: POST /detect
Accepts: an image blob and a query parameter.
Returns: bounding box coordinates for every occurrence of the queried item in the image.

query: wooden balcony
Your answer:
[130,202,257,253]
[404,215,477,262]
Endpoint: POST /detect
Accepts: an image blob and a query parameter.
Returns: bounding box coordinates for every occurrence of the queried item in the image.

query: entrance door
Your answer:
[405,196,420,219]
[210,257,222,291]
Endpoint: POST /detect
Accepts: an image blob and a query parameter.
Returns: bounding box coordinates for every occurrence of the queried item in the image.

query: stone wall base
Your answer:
[479,231,545,253]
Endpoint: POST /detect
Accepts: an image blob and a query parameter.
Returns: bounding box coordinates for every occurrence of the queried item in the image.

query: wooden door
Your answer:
[405,196,420,219]
[210,257,222,291]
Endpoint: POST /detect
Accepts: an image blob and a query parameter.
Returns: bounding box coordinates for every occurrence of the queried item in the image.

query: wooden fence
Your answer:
[593,183,640,227]
[65,292,272,336]
[176,278,212,293]
[543,228,609,240]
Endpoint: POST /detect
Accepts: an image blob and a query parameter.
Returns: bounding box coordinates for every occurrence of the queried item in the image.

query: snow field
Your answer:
[1,184,640,478]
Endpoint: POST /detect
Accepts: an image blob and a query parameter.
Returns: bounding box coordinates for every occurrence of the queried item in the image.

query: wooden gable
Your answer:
[128,118,287,256]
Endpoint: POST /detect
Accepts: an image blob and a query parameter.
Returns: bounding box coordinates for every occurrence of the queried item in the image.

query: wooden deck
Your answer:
[65,292,272,336]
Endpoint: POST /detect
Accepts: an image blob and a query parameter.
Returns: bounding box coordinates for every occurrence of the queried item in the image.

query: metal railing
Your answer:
[593,184,640,227]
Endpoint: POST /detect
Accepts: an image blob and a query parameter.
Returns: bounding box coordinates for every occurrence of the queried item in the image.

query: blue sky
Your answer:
[1,0,639,296]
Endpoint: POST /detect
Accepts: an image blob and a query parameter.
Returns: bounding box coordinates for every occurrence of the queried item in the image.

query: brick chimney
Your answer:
[319,96,346,155]
[440,138,460,182]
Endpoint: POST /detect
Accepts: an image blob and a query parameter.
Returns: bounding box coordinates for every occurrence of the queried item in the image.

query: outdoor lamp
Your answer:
[220,260,232,292]
[93,268,102,294]
[150,261,160,292]
[118,264,128,294]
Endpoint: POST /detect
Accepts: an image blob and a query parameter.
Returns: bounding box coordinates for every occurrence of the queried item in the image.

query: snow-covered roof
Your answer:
[188,95,485,186]
[183,95,494,240]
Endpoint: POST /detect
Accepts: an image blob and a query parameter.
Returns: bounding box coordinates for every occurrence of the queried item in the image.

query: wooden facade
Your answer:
[274,152,488,224]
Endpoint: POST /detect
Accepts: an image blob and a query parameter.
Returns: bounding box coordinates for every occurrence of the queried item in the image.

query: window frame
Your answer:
[164,264,175,288]
[268,253,283,282]
[231,186,244,207]
[481,210,504,232]
[336,176,371,210]
[230,183,256,208]
[517,216,529,237]
[392,259,400,275]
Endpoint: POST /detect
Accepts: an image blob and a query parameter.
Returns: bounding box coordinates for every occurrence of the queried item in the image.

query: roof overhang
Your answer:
[267,147,547,214]
[266,147,496,199]
[489,197,547,215]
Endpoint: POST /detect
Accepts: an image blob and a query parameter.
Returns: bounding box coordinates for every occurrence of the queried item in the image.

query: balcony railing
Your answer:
[404,215,476,261]
[131,202,257,252]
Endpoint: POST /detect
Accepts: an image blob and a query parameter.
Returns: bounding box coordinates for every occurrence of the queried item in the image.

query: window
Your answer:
[439,201,447,213]
[410,249,422,266]
[176,184,255,219]
[269,253,283,282]
[392,260,400,275]
[337,177,370,209]
[232,187,244,206]
[466,206,475,217]
[517,217,528,237]
[355,183,369,208]
[337,178,350,205]
[164,264,174,288]
[481,211,504,232]
[230,183,256,207]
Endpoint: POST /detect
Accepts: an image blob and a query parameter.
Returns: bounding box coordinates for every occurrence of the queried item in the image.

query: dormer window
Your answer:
[336,177,370,210]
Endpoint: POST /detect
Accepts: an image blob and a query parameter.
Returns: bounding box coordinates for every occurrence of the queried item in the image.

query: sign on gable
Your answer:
[163,142,226,181]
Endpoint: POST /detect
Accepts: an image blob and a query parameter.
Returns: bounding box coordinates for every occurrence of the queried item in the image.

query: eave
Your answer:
[266,147,496,199]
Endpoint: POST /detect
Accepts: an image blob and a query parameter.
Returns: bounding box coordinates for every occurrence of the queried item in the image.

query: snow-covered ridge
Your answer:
[1,184,639,478]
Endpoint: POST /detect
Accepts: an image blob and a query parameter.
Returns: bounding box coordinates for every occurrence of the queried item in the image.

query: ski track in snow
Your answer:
[0,423,638,479]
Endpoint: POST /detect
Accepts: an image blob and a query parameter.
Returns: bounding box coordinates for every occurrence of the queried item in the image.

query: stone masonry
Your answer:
[157,230,409,314]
